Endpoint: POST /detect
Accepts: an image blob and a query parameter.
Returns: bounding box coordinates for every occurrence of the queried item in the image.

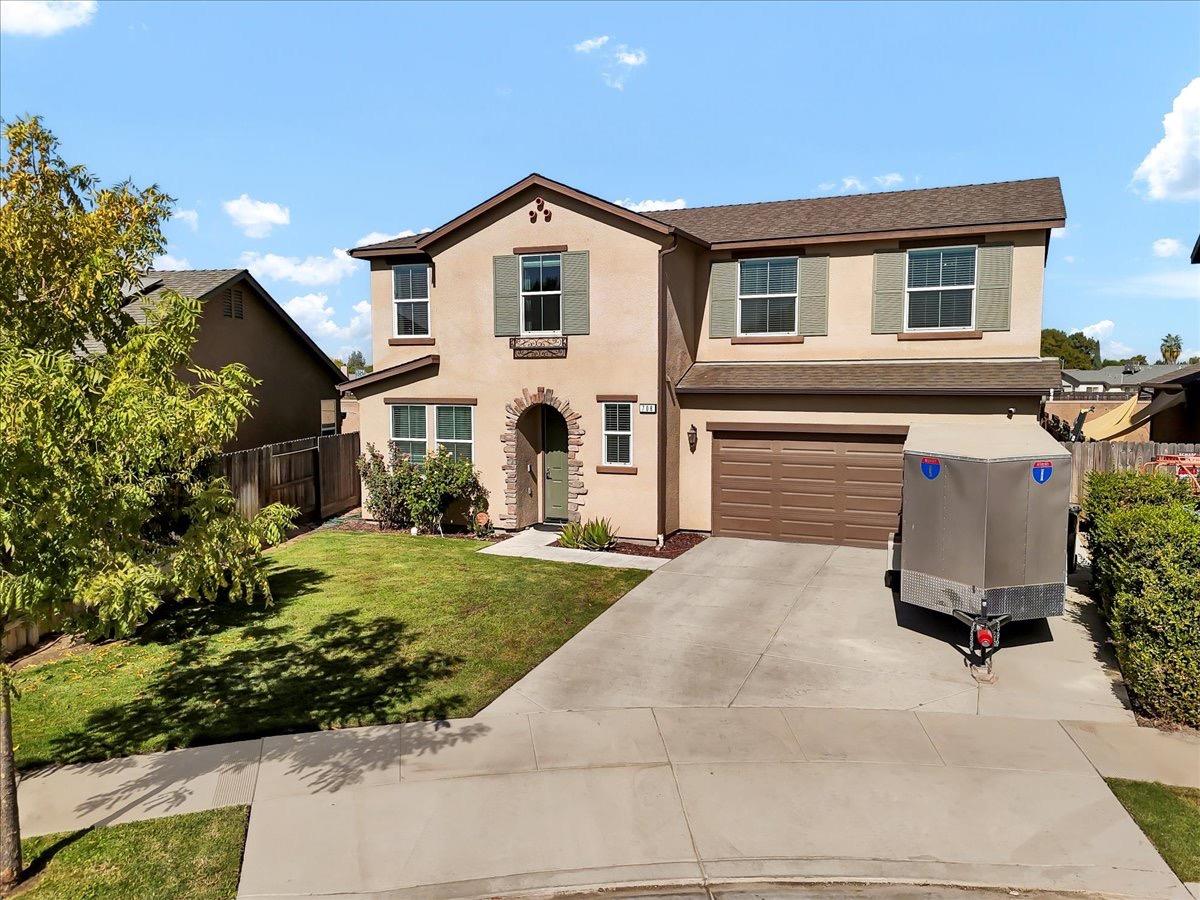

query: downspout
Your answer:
[656,234,680,547]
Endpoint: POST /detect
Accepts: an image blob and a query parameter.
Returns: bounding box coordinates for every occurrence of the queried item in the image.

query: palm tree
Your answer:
[1160,333,1182,364]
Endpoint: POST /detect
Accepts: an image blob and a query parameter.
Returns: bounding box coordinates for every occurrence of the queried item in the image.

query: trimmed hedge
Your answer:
[1082,471,1200,727]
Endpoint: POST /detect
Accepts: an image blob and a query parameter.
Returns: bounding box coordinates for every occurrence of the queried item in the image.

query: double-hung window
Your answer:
[602,402,633,466]
[738,257,797,335]
[520,253,561,335]
[905,247,976,331]
[393,264,430,337]
[390,404,427,462]
[435,405,473,462]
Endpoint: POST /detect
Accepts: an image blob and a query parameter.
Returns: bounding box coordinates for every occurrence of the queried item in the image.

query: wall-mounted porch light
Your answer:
[687,424,698,453]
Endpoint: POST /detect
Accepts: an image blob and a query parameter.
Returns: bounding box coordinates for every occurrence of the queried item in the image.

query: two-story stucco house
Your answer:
[340,174,1065,547]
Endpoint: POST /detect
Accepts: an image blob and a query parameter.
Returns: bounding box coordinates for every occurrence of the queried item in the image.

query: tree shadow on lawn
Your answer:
[47,565,467,767]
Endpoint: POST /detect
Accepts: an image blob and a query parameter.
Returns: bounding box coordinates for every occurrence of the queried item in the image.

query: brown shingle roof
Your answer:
[676,358,1062,396]
[646,178,1065,244]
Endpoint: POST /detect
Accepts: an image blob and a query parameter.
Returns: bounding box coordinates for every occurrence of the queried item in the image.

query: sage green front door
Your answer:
[543,410,568,522]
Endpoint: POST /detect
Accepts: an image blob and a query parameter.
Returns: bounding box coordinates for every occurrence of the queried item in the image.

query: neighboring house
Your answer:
[1141,363,1200,442]
[341,173,1065,547]
[89,269,346,450]
[1060,363,1189,394]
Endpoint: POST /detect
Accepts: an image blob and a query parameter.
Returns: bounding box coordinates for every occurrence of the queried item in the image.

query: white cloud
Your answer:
[1051,224,1070,239]
[817,181,836,192]
[283,295,372,355]
[1133,77,1200,201]
[174,208,199,231]
[841,176,866,192]
[1081,319,1114,341]
[0,0,96,36]
[578,37,648,90]
[1152,237,1183,258]
[1063,255,1076,264]
[1078,319,1138,361]
[153,253,190,270]
[1102,268,1200,301]
[353,227,431,247]
[614,197,686,212]
[873,173,904,188]
[614,47,647,67]
[222,194,290,238]
[573,35,609,53]
[240,248,357,286]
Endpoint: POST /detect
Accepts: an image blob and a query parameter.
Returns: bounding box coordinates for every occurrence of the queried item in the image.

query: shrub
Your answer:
[1081,469,1200,726]
[1082,470,1196,533]
[356,443,417,530]
[356,444,488,534]
[1109,566,1200,728]
[560,517,617,551]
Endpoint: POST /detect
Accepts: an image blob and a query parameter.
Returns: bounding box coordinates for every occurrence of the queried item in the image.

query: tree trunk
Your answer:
[0,659,21,890]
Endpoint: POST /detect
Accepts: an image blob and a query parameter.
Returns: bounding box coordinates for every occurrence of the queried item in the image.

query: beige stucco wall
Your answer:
[677,394,1042,532]
[190,278,341,451]
[358,186,666,540]
[693,230,1046,362]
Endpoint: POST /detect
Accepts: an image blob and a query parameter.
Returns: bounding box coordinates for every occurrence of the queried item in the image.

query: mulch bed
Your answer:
[554,531,707,560]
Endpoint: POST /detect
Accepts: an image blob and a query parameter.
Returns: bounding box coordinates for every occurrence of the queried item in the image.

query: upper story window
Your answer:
[738,257,797,335]
[905,246,975,331]
[391,404,427,463]
[602,402,633,466]
[521,253,561,335]
[393,264,430,337]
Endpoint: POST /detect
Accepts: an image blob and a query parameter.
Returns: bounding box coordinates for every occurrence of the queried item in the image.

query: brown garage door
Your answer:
[712,431,904,548]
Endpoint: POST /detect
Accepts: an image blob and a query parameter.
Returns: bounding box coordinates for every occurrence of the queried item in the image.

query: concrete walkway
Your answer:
[18,707,1197,898]
[479,525,669,570]
[488,537,1133,722]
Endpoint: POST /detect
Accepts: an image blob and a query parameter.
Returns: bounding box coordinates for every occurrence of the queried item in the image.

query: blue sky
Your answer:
[2,0,1198,363]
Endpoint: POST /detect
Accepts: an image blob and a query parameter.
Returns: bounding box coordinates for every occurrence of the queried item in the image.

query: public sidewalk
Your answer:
[479,525,669,570]
[17,707,1199,899]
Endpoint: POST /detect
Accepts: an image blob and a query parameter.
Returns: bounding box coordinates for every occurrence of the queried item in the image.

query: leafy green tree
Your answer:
[345,349,372,375]
[1040,328,1100,369]
[0,118,294,889]
[1127,354,1149,366]
[1159,333,1182,365]
[1188,356,1200,365]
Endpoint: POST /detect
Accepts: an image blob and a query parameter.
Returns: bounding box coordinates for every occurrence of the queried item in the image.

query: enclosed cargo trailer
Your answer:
[897,423,1071,664]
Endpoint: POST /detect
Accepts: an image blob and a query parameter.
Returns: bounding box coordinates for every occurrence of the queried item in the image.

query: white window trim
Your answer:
[736,256,799,337]
[602,402,634,466]
[902,246,977,333]
[520,253,563,337]
[390,403,428,460]
[392,264,431,338]
[434,404,474,460]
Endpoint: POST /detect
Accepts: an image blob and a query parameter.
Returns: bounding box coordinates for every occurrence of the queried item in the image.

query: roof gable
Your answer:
[349,173,675,258]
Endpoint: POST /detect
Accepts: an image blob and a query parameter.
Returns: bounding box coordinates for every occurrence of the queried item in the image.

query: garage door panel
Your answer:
[713,431,903,548]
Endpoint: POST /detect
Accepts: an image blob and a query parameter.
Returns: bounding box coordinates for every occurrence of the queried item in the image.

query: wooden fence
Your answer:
[216,431,361,522]
[1060,440,1198,503]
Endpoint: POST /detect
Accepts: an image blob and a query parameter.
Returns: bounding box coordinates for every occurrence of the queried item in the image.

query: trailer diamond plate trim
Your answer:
[902,570,1065,621]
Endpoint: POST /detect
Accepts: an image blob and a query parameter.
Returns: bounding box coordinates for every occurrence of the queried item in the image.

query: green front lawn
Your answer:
[13,531,647,770]
[17,807,248,899]
[1108,778,1200,883]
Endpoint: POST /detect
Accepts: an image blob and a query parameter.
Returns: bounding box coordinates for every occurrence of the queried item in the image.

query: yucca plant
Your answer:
[559,517,617,551]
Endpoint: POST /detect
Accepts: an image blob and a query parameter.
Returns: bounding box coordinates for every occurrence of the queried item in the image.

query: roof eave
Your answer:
[337,353,440,392]
[674,386,1053,396]
[705,218,1065,251]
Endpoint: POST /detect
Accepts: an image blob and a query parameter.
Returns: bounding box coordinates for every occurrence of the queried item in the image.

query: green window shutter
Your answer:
[976,244,1013,332]
[709,260,737,338]
[561,250,589,335]
[872,250,904,334]
[493,255,520,336]
[798,255,829,336]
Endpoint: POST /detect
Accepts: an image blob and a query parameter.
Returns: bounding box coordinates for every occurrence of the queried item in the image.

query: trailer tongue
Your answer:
[895,423,1072,675]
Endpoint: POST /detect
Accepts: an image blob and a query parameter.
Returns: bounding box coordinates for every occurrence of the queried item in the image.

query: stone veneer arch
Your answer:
[500,387,585,528]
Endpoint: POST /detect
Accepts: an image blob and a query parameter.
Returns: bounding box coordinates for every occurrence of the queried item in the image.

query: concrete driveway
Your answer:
[485,537,1133,723]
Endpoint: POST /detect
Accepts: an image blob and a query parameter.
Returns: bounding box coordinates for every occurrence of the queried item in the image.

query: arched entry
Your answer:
[501,388,586,529]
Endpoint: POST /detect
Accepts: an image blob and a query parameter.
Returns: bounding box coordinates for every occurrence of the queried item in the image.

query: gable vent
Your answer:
[223,286,245,319]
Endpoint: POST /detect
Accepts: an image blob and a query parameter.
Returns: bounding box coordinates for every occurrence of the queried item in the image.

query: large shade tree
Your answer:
[1040,328,1100,370]
[0,118,294,888]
